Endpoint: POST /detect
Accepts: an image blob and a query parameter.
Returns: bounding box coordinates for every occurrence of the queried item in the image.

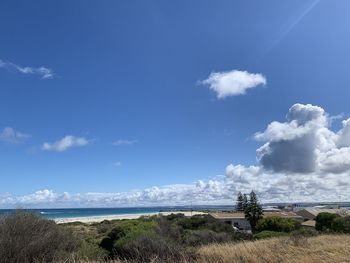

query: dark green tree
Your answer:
[315,212,339,231]
[244,191,263,233]
[315,212,350,232]
[236,192,244,211]
[243,194,248,211]
[256,216,300,233]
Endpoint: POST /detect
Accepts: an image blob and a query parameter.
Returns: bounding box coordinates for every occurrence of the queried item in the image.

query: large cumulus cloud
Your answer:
[255,103,350,174]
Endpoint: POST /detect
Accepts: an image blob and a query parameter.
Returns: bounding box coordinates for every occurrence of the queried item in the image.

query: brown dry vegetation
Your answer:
[196,234,350,263]
[72,235,350,263]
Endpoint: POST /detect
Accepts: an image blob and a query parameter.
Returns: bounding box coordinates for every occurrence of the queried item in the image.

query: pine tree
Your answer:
[236,192,244,211]
[244,191,263,232]
[243,193,248,211]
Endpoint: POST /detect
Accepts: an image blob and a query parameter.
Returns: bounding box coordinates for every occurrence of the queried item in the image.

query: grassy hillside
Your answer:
[1,212,350,262]
[197,235,350,263]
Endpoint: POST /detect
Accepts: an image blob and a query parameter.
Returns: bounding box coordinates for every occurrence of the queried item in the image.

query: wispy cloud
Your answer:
[113,139,138,146]
[200,70,266,99]
[0,127,31,144]
[42,135,89,152]
[0,59,54,79]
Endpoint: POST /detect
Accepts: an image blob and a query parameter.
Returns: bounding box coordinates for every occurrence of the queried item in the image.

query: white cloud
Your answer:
[255,103,349,174]
[337,119,350,147]
[0,127,31,144]
[0,180,231,208]
[42,135,89,152]
[1,103,349,208]
[113,139,138,146]
[200,70,266,99]
[0,59,54,79]
[2,166,350,208]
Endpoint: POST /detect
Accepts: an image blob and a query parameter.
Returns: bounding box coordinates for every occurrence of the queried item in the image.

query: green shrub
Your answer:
[122,235,189,262]
[0,210,80,262]
[315,212,341,232]
[254,230,287,239]
[176,215,234,233]
[99,218,157,258]
[256,216,301,233]
[75,239,108,261]
[184,229,233,246]
[331,217,347,232]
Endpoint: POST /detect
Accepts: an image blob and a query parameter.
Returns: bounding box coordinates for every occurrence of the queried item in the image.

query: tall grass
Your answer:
[72,235,350,263]
[197,235,350,263]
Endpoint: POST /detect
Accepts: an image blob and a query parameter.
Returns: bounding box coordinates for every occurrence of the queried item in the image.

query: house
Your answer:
[210,211,303,232]
[210,212,251,232]
[296,208,350,220]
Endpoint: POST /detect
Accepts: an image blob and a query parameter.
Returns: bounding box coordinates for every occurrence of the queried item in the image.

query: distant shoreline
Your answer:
[55,211,206,224]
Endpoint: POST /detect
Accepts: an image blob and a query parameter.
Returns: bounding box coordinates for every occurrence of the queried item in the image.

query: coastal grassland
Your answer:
[64,213,251,262]
[197,234,350,263]
[71,235,350,263]
[2,211,350,263]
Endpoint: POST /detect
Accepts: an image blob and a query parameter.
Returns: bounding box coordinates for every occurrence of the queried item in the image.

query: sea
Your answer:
[0,205,234,220]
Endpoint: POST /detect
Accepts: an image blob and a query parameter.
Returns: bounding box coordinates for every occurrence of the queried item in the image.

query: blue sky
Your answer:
[1,0,350,207]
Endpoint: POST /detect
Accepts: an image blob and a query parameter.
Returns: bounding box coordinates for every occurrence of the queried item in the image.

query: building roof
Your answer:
[210,211,302,220]
[264,211,303,219]
[296,208,350,220]
[301,220,316,227]
[210,212,245,219]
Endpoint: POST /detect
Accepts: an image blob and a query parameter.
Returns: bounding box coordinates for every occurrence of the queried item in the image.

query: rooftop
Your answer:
[297,208,350,217]
[210,211,302,220]
[301,220,316,227]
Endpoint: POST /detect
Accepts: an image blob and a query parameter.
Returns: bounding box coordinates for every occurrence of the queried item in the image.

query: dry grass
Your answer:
[197,235,350,263]
[73,235,350,263]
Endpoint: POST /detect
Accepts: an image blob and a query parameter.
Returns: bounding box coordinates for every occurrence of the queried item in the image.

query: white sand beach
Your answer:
[55,211,206,224]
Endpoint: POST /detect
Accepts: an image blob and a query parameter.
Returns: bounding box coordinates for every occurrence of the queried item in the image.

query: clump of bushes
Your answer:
[0,210,80,262]
[98,214,251,262]
[315,212,350,233]
[256,216,301,233]
[122,235,189,263]
[290,227,318,237]
[184,229,234,246]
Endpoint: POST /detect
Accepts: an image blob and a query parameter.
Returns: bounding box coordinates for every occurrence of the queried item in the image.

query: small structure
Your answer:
[210,212,251,232]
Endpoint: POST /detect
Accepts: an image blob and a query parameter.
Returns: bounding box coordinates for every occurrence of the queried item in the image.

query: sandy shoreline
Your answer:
[55,211,206,224]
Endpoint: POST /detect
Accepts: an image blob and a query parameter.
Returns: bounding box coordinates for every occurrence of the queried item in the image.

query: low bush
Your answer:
[315,212,350,233]
[99,218,157,258]
[315,212,340,231]
[97,214,252,261]
[184,229,233,246]
[122,235,190,262]
[256,216,301,233]
[0,210,80,263]
[175,214,234,233]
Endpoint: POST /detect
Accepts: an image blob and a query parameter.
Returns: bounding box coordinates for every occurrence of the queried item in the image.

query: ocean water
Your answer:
[0,205,234,220]
[0,207,161,220]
